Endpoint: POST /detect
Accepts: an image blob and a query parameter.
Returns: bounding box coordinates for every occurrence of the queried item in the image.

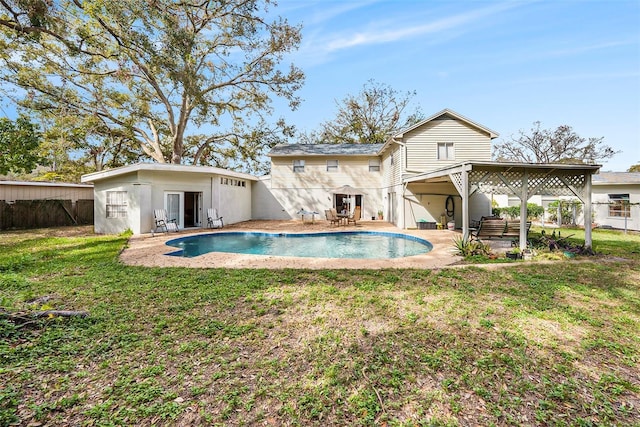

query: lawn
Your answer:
[1,227,639,426]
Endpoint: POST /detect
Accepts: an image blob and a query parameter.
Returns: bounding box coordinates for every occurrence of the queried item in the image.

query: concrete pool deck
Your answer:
[120,220,465,269]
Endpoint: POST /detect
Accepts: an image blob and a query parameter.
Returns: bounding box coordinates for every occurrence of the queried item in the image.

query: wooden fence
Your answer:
[0,199,94,230]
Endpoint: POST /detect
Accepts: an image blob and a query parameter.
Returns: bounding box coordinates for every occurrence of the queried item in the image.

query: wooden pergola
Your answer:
[404,161,602,250]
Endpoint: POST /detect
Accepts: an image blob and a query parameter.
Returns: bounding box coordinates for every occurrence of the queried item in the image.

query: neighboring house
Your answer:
[261,108,499,229]
[80,163,257,235]
[0,180,95,230]
[592,172,640,231]
[0,180,94,203]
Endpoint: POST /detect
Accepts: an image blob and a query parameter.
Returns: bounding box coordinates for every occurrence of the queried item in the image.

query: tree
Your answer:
[0,115,42,175]
[628,164,640,173]
[313,80,424,144]
[0,0,304,167]
[493,122,618,164]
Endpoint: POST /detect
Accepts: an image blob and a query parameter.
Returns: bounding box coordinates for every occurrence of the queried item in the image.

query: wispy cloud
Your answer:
[548,40,638,58]
[306,0,380,25]
[509,71,640,85]
[323,2,521,53]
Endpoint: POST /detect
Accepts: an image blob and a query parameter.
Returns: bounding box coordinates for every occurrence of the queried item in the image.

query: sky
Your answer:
[268,0,640,172]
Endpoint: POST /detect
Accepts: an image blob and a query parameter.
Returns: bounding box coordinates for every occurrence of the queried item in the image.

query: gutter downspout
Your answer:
[394,137,407,229]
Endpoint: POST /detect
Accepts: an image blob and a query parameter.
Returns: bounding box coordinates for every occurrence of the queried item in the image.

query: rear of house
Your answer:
[381,109,498,229]
[255,144,385,221]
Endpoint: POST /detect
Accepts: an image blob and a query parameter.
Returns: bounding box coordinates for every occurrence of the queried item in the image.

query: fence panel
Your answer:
[76,199,94,225]
[0,200,11,229]
[0,199,94,230]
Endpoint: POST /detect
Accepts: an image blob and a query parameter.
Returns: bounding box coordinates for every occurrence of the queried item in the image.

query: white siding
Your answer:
[404,117,492,172]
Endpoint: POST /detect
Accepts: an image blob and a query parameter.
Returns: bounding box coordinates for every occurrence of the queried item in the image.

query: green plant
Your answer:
[452,236,491,257]
[501,203,544,220]
[548,200,583,225]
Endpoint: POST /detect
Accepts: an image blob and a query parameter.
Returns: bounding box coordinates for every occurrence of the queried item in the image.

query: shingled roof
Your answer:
[593,172,640,185]
[268,143,384,156]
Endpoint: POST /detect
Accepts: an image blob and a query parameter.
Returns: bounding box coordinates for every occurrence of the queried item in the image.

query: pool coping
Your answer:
[120,220,463,269]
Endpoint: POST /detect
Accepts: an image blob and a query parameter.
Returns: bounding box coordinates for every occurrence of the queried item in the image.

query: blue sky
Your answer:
[271,0,640,172]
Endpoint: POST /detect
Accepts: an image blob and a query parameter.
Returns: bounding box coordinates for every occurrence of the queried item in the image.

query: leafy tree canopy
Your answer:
[493,121,618,164]
[0,0,304,172]
[628,164,640,173]
[0,115,42,175]
[305,80,424,144]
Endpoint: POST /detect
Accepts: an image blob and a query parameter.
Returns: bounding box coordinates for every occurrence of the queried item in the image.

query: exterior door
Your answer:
[165,192,183,229]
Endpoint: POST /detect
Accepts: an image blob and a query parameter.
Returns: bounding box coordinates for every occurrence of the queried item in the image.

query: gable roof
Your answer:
[268,143,384,157]
[81,162,258,184]
[394,108,499,139]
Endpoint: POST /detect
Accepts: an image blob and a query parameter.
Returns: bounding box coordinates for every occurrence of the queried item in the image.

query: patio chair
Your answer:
[207,208,224,229]
[325,209,340,226]
[154,209,178,233]
[347,206,361,226]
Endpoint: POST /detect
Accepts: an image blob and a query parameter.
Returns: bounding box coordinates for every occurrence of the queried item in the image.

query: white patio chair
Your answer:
[154,209,178,233]
[207,208,224,229]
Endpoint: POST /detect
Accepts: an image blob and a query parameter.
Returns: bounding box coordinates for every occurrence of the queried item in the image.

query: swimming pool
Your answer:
[165,231,433,259]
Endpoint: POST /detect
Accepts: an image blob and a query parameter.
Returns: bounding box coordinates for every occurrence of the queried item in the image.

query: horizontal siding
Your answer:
[270,156,384,190]
[0,184,94,202]
[404,118,492,172]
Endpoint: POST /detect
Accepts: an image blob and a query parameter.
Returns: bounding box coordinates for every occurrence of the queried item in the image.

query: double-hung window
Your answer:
[437,142,454,160]
[608,194,630,217]
[326,160,338,172]
[293,159,305,173]
[106,191,127,218]
[369,159,381,172]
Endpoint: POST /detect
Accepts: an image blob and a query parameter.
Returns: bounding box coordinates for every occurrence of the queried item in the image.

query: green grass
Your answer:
[1,226,639,426]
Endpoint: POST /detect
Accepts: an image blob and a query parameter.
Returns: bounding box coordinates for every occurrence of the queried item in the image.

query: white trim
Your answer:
[81,162,258,184]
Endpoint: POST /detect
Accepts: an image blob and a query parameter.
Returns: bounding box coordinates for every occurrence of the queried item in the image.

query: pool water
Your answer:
[165,231,433,259]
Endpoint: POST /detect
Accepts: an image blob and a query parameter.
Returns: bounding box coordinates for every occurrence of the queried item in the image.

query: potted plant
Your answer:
[377,210,383,220]
[506,247,521,260]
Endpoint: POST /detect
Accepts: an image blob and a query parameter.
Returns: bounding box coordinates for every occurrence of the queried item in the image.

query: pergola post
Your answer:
[462,167,470,240]
[584,173,593,250]
[519,170,529,251]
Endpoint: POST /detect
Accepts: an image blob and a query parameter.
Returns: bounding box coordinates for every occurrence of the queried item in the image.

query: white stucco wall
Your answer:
[87,166,254,235]
[592,185,639,231]
[403,182,491,229]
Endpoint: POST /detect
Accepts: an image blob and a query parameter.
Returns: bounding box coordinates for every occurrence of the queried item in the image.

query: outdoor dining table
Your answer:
[337,213,349,225]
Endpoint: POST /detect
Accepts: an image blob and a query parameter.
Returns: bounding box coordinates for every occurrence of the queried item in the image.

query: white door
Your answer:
[165,192,184,229]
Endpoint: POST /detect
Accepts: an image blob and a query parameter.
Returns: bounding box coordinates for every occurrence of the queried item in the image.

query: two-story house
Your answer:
[258,109,498,229]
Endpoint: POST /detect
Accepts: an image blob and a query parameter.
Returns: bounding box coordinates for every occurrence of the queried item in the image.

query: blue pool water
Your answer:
[165,231,433,259]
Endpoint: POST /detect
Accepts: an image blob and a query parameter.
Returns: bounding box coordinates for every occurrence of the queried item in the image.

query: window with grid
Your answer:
[106,191,127,218]
[369,159,381,172]
[326,160,338,172]
[608,194,630,217]
[293,159,305,173]
[437,142,454,160]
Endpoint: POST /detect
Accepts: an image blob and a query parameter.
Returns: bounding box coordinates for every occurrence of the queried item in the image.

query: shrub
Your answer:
[547,200,582,225]
[452,236,491,257]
